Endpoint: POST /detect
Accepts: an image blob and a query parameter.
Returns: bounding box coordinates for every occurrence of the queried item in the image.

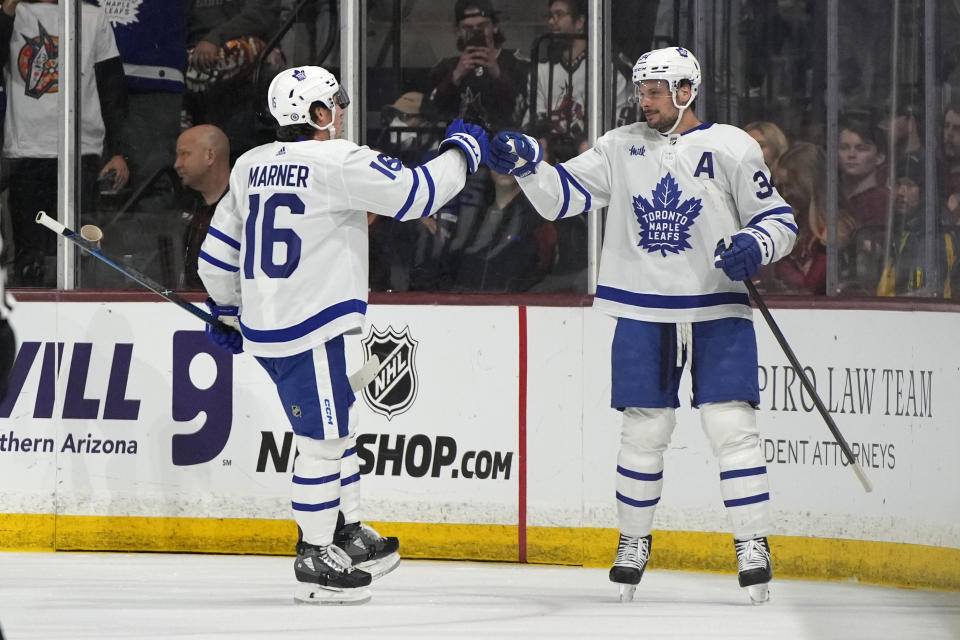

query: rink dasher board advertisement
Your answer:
[0,301,957,551]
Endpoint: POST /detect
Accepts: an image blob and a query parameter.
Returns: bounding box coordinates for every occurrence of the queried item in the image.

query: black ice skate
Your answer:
[608,533,652,602]
[334,514,401,580]
[293,541,372,605]
[734,536,773,604]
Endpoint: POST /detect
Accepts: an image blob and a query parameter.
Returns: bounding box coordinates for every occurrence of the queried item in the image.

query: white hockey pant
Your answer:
[293,418,353,547]
[616,407,677,536]
[700,401,771,541]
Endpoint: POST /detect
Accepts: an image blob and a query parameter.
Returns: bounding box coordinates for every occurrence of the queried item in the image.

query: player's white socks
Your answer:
[616,408,676,535]
[700,402,772,540]
[293,435,349,546]
[339,430,362,526]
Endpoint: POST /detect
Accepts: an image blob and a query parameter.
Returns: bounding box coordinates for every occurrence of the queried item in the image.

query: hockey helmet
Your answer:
[267,66,350,128]
[632,47,701,103]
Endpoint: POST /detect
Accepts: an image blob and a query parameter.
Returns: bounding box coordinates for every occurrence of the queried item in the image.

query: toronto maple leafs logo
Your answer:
[292,68,306,81]
[633,173,702,256]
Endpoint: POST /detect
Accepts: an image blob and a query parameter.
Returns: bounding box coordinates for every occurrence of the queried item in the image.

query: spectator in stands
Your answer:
[427,0,529,131]
[744,121,788,173]
[941,101,960,222]
[877,156,958,297]
[173,124,230,289]
[452,168,545,292]
[880,102,922,170]
[770,142,855,295]
[839,111,889,228]
[531,0,634,135]
[184,0,281,161]
[98,0,185,208]
[375,91,440,166]
[1,0,128,287]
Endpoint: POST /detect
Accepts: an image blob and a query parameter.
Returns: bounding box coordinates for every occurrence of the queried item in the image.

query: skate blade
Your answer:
[618,584,637,603]
[357,552,401,580]
[294,584,372,606]
[746,583,770,605]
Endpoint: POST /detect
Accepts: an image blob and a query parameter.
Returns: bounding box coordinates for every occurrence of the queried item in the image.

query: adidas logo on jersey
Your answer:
[629,145,646,157]
[277,146,287,156]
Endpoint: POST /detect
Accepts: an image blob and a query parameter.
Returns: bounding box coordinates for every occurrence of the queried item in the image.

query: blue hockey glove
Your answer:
[713,232,765,281]
[488,132,542,178]
[439,119,489,174]
[204,298,243,354]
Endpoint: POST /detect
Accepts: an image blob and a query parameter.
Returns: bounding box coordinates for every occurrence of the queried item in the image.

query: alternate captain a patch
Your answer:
[633,173,702,256]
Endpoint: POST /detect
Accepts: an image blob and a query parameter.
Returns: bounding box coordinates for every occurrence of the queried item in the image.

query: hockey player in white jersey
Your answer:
[488,47,796,604]
[198,66,488,604]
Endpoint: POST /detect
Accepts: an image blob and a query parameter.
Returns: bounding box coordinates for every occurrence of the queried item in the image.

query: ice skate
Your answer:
[293,542,372,605]
[735,536,772,604]
[608,533,652,602]
[334,516,401,580]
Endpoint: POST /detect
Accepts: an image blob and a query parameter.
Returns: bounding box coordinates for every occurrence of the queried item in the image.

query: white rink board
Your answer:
[0,300,957,549]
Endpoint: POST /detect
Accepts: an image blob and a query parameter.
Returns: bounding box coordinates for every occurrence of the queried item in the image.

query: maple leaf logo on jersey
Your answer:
[18,22,58,99]
[633,173,702,256]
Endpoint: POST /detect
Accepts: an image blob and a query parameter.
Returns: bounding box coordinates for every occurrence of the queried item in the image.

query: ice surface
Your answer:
[0,552,957,639]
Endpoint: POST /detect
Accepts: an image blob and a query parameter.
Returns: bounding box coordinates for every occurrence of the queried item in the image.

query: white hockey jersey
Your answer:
[517,122,797,322]
[198,139,469,357]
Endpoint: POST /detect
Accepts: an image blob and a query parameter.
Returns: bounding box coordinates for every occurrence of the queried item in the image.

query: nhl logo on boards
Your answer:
[360,326,419,420]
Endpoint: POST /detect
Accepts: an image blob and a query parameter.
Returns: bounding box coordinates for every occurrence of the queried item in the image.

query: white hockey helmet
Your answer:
[267,66,350,130]
[632,46,701,103]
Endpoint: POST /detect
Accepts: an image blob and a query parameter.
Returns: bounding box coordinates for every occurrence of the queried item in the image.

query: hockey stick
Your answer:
[37,211,380,393]
[36,211,232,332]
[744,278,873,493]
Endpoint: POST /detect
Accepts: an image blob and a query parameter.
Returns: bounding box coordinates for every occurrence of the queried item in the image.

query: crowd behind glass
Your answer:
[5,0,958,300]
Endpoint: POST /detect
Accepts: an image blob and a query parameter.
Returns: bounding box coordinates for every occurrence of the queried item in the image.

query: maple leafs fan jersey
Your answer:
[517,122,797,322]
[198,139,468,357]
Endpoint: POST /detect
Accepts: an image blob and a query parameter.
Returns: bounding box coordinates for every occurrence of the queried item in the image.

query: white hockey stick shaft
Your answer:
[36,210,230,332]
[348,355,380,392]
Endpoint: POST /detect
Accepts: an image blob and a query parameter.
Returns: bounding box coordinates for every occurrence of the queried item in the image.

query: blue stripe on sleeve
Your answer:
[748,205,798,236]
[241,299,367,343]
[596,286,750,310]
[555,165,573,219]
[207,226,241,250]
[198,250,240,272]
[340,472,361,487]
[420,166,436,217]
[394,168,420,220]
[557,164,592,214]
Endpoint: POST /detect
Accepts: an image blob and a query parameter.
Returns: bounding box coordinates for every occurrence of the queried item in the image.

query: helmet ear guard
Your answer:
[267,66,349,131]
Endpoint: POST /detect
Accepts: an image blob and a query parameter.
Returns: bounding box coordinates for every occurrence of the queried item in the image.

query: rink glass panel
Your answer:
[13,0,954,303]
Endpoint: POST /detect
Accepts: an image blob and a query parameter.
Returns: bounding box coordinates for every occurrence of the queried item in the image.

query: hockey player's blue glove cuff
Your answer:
[204,298,244,355]
[440,119,489,174]
[713,231,766,281]
[488,132,542,178]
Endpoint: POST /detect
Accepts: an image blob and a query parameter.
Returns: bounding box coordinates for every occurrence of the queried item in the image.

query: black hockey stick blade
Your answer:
[35,211,232,333]
[745,279,873,493]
